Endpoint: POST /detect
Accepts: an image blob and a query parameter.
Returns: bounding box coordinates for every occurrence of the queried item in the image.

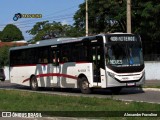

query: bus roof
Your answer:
[9,37,85,51]
[9,33,136,51]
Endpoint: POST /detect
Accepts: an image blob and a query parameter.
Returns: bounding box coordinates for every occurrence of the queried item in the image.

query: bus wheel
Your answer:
[79,77,91,94]
[30,76,38,91]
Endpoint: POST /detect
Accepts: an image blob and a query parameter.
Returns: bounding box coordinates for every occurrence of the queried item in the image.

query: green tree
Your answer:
[0,31,3,41]
[132,0,160,41]
[27,21,83,41]
[74,0,126,35]
[74,0,160,41]
[65,25,85,37]
[73,0,160,60]
[0,46,10,67]
[1,24,24,42]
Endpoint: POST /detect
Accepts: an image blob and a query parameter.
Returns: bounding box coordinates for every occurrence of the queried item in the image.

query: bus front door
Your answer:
[92,46,101,83]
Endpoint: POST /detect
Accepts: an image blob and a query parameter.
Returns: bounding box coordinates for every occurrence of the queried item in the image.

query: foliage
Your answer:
[27,0,160,46]
[64,25,85,37]
[0,46,10,67]
[132,0,160,41]
[27,21,83,42]
[74,0,127,35]
[1,24,24,42]
[0,31,2,41]
[74,0,160,41]
[0,90,160,112]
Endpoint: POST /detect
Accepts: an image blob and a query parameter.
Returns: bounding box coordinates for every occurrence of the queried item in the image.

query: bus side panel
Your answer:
[50,65,60,87]
[100,68,107,88]
[10,66,36,86]
[10,64,59,87]
[35,64,60,87]
[10,63,94,88]
[59,63,93,88]
[36,64,51,87]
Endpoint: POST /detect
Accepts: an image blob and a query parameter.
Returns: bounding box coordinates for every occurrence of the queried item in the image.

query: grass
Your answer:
[143,85,160,89]
[0,90,160,119]
[0,89,160,111]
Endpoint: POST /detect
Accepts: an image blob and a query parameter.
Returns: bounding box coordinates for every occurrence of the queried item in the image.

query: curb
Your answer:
[143,88,160,92]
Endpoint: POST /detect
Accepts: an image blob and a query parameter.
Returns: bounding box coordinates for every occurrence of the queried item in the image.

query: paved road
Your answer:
[0,81,160,120]
[0,81,160,104]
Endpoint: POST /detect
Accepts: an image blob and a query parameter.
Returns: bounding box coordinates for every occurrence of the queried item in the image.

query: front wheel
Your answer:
[79,77,91,94]
[30,76,38,91]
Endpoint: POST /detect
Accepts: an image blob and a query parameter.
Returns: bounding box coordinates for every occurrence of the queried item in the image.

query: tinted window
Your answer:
[10,46,51,66]
[60,42,89,63]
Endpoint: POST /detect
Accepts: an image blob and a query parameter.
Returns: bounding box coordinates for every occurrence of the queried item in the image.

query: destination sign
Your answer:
[109,36,137,42]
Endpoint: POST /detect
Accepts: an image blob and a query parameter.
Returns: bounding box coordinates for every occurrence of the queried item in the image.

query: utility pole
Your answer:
[86,0,88,36]
[127,0,131,33]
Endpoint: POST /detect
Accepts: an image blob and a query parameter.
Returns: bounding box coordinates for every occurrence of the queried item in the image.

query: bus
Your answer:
[9,33,145,94]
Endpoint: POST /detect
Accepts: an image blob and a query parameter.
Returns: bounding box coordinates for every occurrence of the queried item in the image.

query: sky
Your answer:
[0,0,84,40]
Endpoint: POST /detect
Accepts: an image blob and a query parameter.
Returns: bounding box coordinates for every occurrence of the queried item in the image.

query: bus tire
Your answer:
[30,76,38,91]
[79,77,91,94]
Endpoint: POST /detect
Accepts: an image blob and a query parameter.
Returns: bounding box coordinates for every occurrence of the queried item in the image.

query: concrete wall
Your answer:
[145,61,160,80]
[3,62,160,80]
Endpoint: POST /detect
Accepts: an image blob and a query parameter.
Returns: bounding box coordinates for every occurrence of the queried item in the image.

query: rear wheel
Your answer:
[30,76,38,91]
[79,77,91,94]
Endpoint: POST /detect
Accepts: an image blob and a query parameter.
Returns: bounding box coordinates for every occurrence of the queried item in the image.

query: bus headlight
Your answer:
[108,72,115,78]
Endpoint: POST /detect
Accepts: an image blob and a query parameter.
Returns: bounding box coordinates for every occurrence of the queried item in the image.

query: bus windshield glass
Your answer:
[106,41,143,67]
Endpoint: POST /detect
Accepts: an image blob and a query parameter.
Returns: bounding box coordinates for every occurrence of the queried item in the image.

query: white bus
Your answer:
[9,33,145,94]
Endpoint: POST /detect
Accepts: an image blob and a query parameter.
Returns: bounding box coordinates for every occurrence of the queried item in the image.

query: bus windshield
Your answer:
[106,43,143,67]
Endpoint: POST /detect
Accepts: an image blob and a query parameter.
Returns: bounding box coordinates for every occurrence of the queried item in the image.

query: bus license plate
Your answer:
[127,83,135,86]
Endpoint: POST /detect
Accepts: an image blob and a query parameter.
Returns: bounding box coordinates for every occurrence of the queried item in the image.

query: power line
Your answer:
[0,3,83,39]
[0,5,78,27]
[0,18,75,31]
[13,13,74,26]
[0,14,74,30]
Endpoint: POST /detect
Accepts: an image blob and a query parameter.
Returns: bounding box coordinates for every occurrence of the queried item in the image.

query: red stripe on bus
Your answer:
[22,73,78,83]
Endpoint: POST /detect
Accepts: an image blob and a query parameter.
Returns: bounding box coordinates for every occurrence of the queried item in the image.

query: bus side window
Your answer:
[60,44,71,63]
[52,51,56,64]
[62,57,68,62]
[52,50,60,65]
[44,58,48,63]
